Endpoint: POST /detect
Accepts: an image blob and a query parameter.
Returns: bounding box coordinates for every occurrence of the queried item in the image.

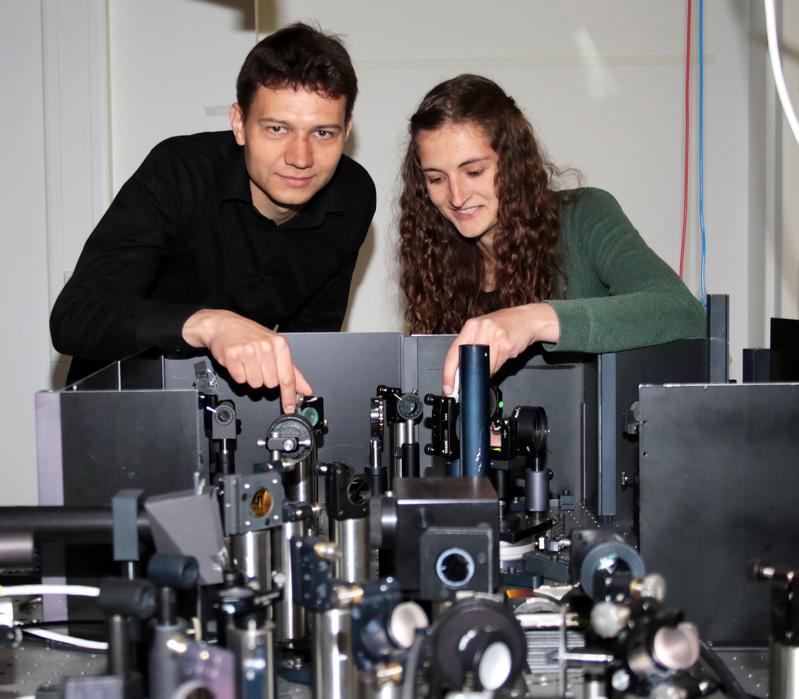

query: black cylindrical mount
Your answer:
[460,345,490,477]
[0,507,151,544]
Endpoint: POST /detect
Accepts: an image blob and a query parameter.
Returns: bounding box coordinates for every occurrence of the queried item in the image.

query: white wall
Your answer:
[1,0,796,504]
[0,2,51,504]
[105,0,765,358]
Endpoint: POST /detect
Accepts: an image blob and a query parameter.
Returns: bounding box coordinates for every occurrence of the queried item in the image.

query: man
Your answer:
[50,23,376,413]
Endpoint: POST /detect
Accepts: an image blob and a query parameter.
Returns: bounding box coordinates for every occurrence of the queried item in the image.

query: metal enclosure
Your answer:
[38,332,706,526]
[638,383,799,645]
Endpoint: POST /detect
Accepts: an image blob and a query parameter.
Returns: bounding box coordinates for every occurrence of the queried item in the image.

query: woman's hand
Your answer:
[442,303,560,394]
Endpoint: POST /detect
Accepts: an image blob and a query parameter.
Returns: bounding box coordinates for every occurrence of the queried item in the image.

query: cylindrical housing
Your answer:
[284,455,317,504]
[525,468,549,514]
[227,616,276,699]
[771,640,799,699]
[390,422,408,482]
[148,623,184,699]
[400,439,420,479]
[459,345,490,477]
[107,614,130,677]
[271,516,312,645]
[0,530,35,568]
[229,530,272,593]
[0,507,150,544]
[332,517,371,583]
[313,609,356,699]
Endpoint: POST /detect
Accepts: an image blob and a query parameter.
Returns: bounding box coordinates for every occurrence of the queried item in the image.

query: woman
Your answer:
[398,74,706,394]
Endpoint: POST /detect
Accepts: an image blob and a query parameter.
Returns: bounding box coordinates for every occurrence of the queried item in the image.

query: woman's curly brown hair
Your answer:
[399,74,566,334]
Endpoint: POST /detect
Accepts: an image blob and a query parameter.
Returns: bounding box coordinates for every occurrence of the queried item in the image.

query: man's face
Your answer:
[230,85,351,223]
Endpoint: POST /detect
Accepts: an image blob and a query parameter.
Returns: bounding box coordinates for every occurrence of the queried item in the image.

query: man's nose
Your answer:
[285,135,313,169]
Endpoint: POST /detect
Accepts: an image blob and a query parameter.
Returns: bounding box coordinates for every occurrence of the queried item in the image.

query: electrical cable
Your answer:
[765,0,799,145]
[698,0,707,306]
[22,627,108,651]
[0,584,100,598]
[17,619,104,629]
[680,0,692,280]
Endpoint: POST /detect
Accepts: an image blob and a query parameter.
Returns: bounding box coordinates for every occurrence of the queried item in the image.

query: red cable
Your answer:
[680,0,692,279]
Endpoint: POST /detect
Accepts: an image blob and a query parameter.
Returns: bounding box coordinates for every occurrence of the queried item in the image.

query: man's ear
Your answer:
[344,115,353,142]
[230,103,246,146]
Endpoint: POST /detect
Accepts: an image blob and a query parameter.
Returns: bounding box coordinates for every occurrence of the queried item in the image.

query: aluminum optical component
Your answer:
[271,502,313,646]
[313,608,356,699]
[229,529,272,593]
[227,610,276,699]
[332,517,370,583]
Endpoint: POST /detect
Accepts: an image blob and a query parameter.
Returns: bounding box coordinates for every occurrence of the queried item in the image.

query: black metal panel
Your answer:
[161,332,403,473]
[638,383,799,645]
[60,390,200,506]
[599,340,708,525]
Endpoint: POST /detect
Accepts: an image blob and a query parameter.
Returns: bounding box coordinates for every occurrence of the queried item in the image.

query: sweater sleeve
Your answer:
[544,188,706,353]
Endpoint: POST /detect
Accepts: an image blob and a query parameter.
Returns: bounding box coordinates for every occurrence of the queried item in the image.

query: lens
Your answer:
[250,489,273,518]
[436,548,475,587]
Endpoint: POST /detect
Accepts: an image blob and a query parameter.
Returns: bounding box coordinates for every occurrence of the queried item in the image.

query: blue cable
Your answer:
[698,0,707,307]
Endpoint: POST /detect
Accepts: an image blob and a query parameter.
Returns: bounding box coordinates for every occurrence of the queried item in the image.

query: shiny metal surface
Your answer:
[391,422,407,481]
[312,609,356,699]
[771,641,799,699]
[227,619,277,699]
[284,455,316,504]
[272,517,311,644]
[230,529,272,592]
[332,517,370,583]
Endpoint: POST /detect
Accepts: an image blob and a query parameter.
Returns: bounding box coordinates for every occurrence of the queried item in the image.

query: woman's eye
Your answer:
[467,170,484,178]
[426,176,444,185]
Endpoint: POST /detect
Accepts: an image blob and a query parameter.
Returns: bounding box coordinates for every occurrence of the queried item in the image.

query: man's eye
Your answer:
[266,125,286,134]
[315,129,334,138]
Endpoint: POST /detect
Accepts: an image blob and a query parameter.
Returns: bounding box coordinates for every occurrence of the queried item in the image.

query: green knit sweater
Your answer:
[544,188,706,353]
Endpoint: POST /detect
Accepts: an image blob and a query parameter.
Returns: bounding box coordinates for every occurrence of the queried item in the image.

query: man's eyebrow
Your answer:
[257,118,343,131]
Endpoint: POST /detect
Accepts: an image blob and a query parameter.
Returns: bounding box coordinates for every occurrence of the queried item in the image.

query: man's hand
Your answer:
[442,303,560,394]
[182,309,311,413]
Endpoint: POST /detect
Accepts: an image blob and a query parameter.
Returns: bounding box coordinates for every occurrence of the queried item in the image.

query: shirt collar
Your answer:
[221,138,347,229]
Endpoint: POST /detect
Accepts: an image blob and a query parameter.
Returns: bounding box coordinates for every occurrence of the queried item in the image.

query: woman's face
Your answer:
[416,121,500,249]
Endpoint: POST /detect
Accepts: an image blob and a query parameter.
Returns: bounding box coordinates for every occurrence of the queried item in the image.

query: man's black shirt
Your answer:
[50,131,376,379]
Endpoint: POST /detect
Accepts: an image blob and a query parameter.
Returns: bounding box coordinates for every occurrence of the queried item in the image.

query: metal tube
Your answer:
[0,506,151,543]
[333,517,370,583]
[227,617,276,699]
[271,517,311,645]
[229,530,272,593]
[313,609,356,699]
[460,345,490,477]
[771,641,799,699]
[391,422,407,482]
[148,622,184,699]
[285,455,316,504]
[0,530,35,567]
[525,468,549,515]
[107,614,130,677]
